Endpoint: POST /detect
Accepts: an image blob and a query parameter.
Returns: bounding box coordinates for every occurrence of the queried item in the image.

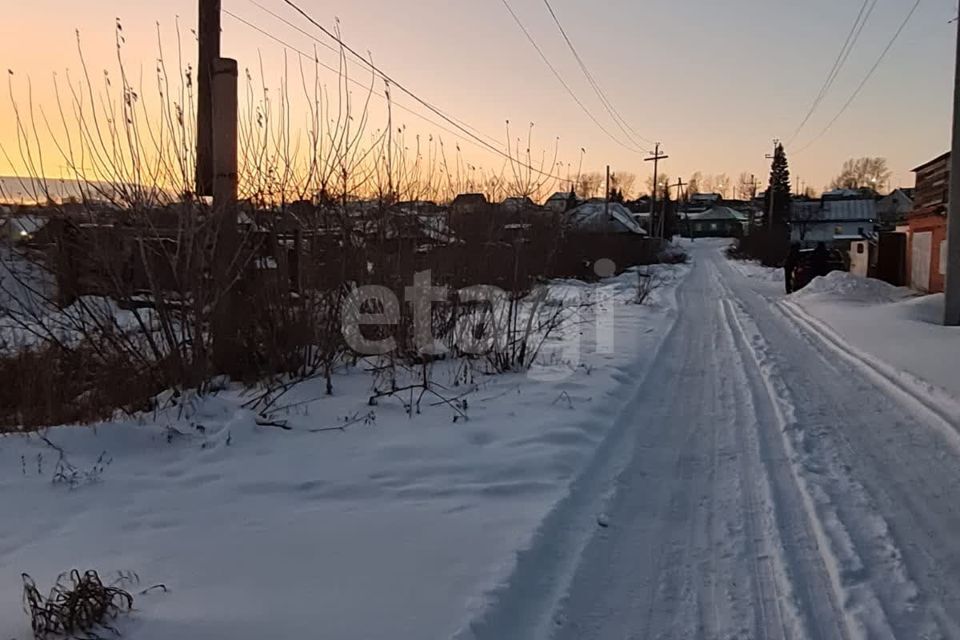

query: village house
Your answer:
[685,206,748,238]
[687,192,721,212]
[789,195,877,247]
[905,152,950,293]
[544,191,578,213]
[876,188,915,225]
[566,200,647,235]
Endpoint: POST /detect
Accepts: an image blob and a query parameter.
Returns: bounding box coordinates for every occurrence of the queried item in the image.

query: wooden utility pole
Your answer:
[945,15,960,325]
[605,165,611,219]
[765,139,779,231]
[671,177,688,240]
[645,143,668,238]
[196,0,221,197]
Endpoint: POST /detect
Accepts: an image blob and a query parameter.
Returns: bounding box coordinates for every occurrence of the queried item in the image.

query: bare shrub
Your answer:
[635,268,664,305]
[22,570,133,640]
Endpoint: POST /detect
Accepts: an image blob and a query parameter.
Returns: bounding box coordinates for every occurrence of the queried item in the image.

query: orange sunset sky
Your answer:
[1,0,958,196]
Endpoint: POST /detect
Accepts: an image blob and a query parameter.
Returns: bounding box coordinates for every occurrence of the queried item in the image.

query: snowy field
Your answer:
[0,262,691,639]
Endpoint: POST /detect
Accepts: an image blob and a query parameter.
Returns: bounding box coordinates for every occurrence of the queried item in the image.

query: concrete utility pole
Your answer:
[645,143,669,238]
[946,16,960,325]
[765,139,779,231]
[211,56,241,371]
[196,0,221,197]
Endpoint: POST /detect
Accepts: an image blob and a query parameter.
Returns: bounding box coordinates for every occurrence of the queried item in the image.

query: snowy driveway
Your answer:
[482,243,960,640]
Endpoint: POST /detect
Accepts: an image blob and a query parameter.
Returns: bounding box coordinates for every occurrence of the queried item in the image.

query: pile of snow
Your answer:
[786,288,960,404]
[0,264,691,640]
[729,259,784,283]
[793,271,909,304]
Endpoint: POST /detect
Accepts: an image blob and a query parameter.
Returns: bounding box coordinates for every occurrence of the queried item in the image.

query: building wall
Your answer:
[791,221,870,245]
[907,213,947,293]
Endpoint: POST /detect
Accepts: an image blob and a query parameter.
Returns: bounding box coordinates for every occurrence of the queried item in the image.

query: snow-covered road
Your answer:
[483,243,960,639]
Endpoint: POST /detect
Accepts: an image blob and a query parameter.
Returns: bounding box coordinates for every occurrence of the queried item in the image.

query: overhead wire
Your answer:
[499,0,649,154]
[785,0,878,147]
[277,0,569,180]
[539,0,655,148]
[792,0,922,155]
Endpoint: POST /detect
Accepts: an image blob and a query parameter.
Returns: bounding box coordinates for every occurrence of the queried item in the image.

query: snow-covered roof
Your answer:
[2,215,47,235]
[686,206,747,222]
[567,201,647,235]
[791,199,876,222]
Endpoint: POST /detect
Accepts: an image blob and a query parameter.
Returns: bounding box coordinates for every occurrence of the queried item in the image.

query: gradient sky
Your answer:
[2,0,958,194]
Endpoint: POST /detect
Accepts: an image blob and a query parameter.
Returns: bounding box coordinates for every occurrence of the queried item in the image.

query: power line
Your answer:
[792,0,922,155]
[785,0,878,147]
[241,0,502,149]
[539,0,655,148]
[499,0,648,154]
[277,0,568,181]
[223,8,506,157]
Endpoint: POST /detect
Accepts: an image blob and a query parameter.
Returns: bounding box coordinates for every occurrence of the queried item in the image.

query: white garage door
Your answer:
[912,231,932,292]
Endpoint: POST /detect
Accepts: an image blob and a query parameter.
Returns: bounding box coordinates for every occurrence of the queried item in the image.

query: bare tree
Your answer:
[575,171,605,198]
[609,172,637,200]
[829,157,891,192]
[645,173,671,200]
[737,172,755,200]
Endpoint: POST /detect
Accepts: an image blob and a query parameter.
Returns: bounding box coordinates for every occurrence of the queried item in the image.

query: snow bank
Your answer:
[0,263,690,640]
[729,259,785,283]
[785,289,960,406]
[792,271,910,304]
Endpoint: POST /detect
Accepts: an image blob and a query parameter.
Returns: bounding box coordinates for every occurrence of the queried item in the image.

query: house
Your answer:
[685,206,748,238]
[0,215,48,244]
[566,200,647,235]
[789,197,876,247]
[688,193,721,211]
[905,152,950,293]
[876,188,915,224]
[501,196,538,213]
[544,191,579,213]
[450,193,489,215]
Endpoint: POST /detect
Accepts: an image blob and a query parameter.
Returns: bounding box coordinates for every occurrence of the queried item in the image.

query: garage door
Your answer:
[912,231,932,292]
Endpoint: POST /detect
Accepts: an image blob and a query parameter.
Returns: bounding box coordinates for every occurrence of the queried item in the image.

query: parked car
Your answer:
[792,248,848,291]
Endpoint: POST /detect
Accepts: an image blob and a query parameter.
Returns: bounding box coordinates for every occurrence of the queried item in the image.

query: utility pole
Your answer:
[645,143,668,238]
[196,0,221,197]
[211,56,240,372]
[672,177,688,240]
[605,165,611,219]
[765,139,779,231]
[945,15,960,325]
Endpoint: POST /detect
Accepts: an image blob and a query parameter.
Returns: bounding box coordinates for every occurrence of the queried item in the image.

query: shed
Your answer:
[566,201,647,235]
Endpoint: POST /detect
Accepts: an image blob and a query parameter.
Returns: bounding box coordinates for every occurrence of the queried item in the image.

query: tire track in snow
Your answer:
[720,283,893,640]
[779,300,960,455]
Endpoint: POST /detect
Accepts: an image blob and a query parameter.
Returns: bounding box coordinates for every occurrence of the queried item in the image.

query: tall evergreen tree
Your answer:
[765,143,791,226]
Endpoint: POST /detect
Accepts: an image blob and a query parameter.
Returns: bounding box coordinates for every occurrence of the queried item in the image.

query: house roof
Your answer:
[451,193,488,206]
[912,151,950,173]
[567,201,647,235]
[791,199,877,222]
[1,215,47,235]
[686,206,748,222]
